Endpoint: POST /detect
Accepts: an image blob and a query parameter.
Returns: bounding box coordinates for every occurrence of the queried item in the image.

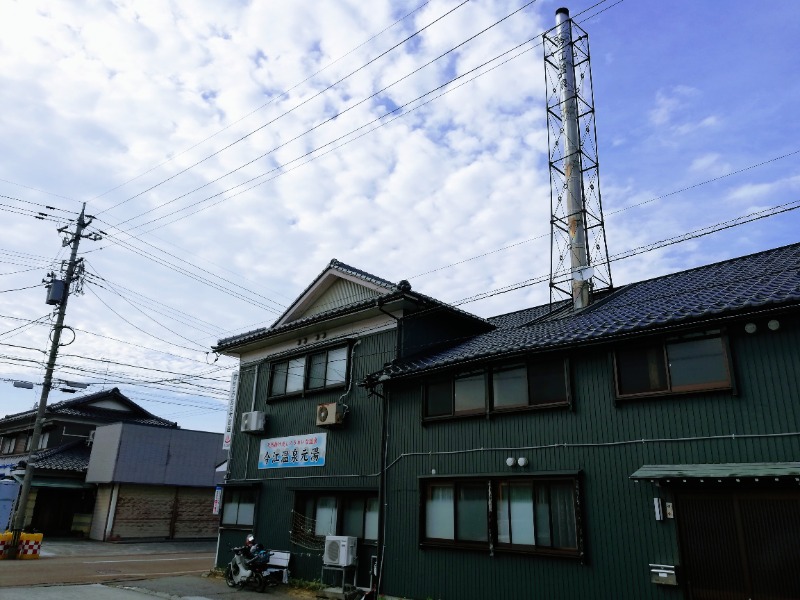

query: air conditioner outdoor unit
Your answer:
[316,402,344,427]
[240,411,267,433]
[323,535,357,567]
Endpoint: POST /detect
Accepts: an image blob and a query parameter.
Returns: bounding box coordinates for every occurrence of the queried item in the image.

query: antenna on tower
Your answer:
[543,7,612,310]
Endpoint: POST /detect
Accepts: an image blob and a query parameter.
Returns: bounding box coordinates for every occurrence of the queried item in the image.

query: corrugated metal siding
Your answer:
[381,318,800,599]
[303,279,381,318]
[219,330,396,579]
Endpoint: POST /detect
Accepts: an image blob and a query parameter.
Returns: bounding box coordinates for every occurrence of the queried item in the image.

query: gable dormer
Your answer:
[273,259,396,327]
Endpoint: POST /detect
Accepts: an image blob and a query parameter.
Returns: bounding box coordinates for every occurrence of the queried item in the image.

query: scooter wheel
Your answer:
[253,572,266,592]
[224,565,238,588]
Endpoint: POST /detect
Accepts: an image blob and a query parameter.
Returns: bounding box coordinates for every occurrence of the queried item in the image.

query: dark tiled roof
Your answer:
[326,259,397,290]
[216,259,400,350]
[382,243,800,378]
[215,259,490,351]
[32,441,91,472]
[2,387,176,428]
[2,441,90,473]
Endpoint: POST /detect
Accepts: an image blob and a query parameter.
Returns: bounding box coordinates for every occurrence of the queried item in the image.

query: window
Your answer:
[269,345,349,397]
[421,476,581,557]
[424,358,569,419]
[294,491,379,543]
[221,487,257,527]
[0,436,13,454]
[615,333,731,397]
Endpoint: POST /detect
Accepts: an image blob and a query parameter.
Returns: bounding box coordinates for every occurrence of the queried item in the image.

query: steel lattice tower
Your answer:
[543,8,612,309]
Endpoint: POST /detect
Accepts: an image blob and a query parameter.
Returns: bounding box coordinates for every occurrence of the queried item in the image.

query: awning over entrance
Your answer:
[630,462,800,482]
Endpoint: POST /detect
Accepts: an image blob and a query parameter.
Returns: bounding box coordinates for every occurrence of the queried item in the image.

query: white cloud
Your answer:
[0,0,797,432]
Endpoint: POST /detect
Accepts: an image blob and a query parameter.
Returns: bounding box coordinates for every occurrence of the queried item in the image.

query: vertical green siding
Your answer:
[381,317,800,599]
[219,329,396,581]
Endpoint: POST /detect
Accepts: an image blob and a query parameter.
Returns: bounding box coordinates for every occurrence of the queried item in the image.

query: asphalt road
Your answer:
[0,549,216,586]
[0,540,319,600]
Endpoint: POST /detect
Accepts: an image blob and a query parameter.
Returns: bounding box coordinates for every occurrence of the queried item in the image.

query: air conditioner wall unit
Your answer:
[240,411,267,433]
[323,535,357,566]
[316,402,344,427]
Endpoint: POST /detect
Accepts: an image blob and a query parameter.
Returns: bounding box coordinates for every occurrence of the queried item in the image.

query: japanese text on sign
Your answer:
[258,433,327,469]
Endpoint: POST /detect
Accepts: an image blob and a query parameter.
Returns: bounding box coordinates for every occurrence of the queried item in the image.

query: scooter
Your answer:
[224,534,287,592]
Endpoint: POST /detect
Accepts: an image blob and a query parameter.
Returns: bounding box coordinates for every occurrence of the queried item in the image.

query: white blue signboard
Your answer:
[258,433,327,469]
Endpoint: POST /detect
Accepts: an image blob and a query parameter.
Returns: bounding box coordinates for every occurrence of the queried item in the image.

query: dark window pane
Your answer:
[529,358,569,405]
[426,380,452,417]
[222,488,256,526]
[307,352,326,390]
[314,496,337,536]
[454,372,486,413]
[534,485,552,546]
[493,365,528,409]
[667,337,729,390]
[550,482,577,549]
[286,357,305,394]
[364,497,379,540]
[342,497,365,538]
[616,345,667,395]
[325,347,348,386]
[457,484,488,541]
[426,484,454,539]
[270,361,288,396]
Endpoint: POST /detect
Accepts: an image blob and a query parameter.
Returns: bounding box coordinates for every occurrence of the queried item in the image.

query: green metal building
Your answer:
[213,259,490,587]
[366,243,800,599]
[215,244,800,598]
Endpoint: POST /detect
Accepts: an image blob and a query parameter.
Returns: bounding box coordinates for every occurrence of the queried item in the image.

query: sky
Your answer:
[0,0,798,434]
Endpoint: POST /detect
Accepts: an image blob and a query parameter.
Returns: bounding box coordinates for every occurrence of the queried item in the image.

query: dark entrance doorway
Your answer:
[676,490,800,599]
[31,486,95,536]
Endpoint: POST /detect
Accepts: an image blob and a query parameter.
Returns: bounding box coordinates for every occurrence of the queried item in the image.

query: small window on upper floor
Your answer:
[269,345,349,398]
[614,333,732,398]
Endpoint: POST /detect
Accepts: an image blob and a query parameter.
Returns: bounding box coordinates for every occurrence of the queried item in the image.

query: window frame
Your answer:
[268,344,350,399]
[220,486,259,529]
[293,490,379,544]
[419,474,583,558]
[423,357,571,421]
[613,332,733,399]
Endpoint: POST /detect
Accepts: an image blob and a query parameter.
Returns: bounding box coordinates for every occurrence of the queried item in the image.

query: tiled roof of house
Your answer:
[2,387,176,428]
[3,440,90,473]
[32,440,91,472]
[215,260,490,351]
[379,243,800,379]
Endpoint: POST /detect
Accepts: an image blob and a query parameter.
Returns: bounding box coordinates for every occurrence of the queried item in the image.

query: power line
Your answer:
[89,1,431,204]
[94,0,472,220]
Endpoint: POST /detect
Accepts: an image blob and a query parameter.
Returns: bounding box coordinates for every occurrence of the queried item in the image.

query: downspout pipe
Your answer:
[365,382,390,598]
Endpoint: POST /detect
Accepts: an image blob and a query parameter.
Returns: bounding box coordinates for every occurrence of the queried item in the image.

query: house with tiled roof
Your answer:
[361,242,800,600]
[0,387,177,535]
[212,258,492,585]
[1,389,224,541]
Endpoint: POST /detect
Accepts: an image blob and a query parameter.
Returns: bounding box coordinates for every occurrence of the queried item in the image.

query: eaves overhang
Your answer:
[630,462,800,482]
[214,292,422,356]
[366,300,800,386]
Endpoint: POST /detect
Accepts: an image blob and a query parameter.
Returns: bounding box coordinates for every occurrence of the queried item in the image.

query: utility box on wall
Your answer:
[240,411,267,433]
[650,564,678,586]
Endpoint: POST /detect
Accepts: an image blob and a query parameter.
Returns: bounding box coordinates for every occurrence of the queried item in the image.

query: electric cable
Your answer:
[94,0,472,219]
[89,1,432,204]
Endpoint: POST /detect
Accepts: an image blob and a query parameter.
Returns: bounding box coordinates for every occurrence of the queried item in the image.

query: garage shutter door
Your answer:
[112,485,172,539]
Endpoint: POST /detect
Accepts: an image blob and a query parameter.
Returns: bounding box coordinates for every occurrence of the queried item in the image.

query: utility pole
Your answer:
[8,203,101,558]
